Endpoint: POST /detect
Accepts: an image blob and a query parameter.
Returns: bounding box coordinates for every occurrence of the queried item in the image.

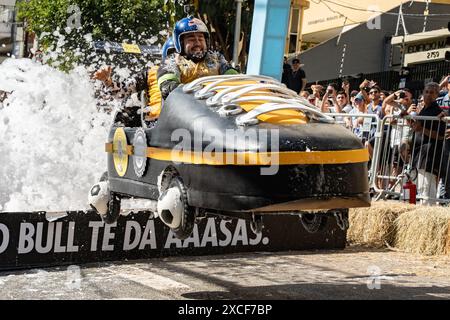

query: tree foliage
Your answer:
[18,0,169,43]
[17,0,255,70]
[17,0,169,70]
[197,0,254,69]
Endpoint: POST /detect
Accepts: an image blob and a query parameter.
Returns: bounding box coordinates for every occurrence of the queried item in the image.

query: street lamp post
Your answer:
[232,0,243,67]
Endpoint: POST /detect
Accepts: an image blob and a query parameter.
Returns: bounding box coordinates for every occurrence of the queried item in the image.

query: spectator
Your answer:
[416,95,425,113]
[351,93,367,112]
[381,89,414,181]
[380,91,390,102]
[359,80,383,153]
[320,83,340,113]
[438,74,450,112]
[349,90,359,106]
[281,56,291,86]
[300,90,310,99]
[437,76,450,200]
[341,80,350,102]
[307,94,318,107]
[311,84,323,97]
[346,93,368,141]
[336,91,353,113]
[285,58,306,94]
[410,82,448,204]
[382,89,413,117]
[306,84,323,108]
[359,80,382,116]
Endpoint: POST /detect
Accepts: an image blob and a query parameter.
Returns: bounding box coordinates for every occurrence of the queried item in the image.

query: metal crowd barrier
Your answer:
[329,113,381,187]
[370,115,450,206]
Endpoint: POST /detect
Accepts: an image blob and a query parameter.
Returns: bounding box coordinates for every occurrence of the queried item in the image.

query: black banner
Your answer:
[0,211,346,270]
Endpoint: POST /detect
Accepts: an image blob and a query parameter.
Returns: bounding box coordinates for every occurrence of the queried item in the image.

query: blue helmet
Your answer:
[161,36,175,61]
[173,16,209,54]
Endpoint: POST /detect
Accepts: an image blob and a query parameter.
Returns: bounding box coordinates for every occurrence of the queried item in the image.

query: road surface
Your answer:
[0,245,449,300]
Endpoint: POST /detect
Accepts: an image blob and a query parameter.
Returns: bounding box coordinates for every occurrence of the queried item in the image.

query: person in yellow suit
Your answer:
[93,37,176,121]
[145,37,176,120]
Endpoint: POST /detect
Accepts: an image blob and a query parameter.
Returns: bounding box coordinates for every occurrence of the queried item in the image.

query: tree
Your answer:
[17,0,255,71]
[17,0,169,70]
[197,0,254,70]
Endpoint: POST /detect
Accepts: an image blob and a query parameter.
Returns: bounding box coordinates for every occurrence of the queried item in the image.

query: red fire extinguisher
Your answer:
[403,179,417,204]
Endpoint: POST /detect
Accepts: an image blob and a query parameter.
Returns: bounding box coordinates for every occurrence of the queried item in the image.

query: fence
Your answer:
[329,113,381,187]
[330,112,449,206]
[371,115,450,206]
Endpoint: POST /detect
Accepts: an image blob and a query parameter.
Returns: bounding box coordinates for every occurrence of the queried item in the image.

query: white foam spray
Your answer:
[0,58,112,212]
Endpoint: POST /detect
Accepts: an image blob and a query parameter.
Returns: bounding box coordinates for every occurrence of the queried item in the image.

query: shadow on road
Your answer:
[181,282,450,300]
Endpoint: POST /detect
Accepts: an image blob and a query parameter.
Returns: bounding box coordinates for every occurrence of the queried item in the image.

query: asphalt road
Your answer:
[0,246,449,300]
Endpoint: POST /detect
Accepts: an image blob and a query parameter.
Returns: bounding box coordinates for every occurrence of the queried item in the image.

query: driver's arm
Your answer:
[157,59,181,100]
[218,53,239,75]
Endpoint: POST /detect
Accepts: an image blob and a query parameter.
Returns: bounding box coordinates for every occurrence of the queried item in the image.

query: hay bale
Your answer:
[348,201,415,248]
[394,207,450,255]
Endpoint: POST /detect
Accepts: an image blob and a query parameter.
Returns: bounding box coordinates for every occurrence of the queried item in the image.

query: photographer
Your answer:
[375,89,414,181]
[320,83,340,113]
[382,89,413,117]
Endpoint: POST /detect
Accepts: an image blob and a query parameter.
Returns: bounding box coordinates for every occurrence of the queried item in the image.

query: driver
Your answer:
[157,16,239,99]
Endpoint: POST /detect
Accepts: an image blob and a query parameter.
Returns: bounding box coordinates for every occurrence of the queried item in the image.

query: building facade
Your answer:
[0,0,30,63]
[298,1,450,94]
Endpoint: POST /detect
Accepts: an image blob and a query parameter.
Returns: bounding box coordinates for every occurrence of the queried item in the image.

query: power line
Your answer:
[322,0,450,17]
[310,0,358,24]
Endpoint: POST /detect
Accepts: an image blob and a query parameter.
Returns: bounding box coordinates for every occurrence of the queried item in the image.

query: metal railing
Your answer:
[329,113,382,187]
[371,114,450,206]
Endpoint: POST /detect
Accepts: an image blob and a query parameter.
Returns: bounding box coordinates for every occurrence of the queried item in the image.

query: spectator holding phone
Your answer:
[305,84,323,108]
[311,83,323,100]
[382,89,413,116]
[320,83,340,113]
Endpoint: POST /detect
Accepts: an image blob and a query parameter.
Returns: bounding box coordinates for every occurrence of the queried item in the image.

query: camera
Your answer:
[399,91,406,99]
